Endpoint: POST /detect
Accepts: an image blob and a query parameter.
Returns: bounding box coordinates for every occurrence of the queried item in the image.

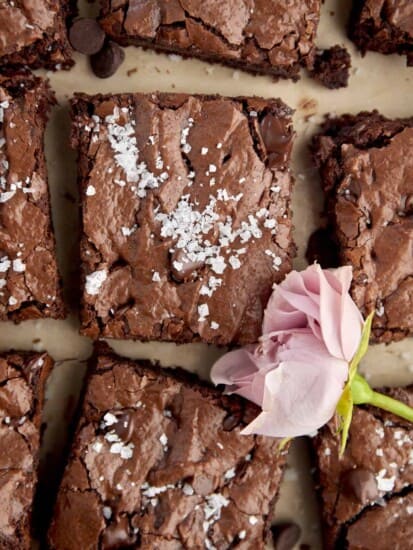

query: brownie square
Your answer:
[98,0,320,81]
[313,385,413,550]
[48,345,289,549]
[0,351,53,549]
[72,92,295,345]
[0,0,74,70]
[311,112,413,343]
[0,73,65,322]
[349,0,413,66]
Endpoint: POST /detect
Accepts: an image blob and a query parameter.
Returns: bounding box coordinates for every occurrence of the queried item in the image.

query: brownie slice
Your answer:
[349,0,413,66]
[98,0,321,81]
[72,92,295,345]
[313,385,413,550]
[0,0,74,70]
[310,112,413,343]
[0,73,65,322]
[48,345,289,549]
[0,351,53,549]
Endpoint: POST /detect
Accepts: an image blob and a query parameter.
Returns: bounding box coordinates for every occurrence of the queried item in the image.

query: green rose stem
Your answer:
[352,373,413,423]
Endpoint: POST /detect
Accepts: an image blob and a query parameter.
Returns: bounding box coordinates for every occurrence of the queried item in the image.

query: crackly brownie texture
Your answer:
[0,351,53,550]
[0,0,74,70]
[311,112,413,343]
[349,0,413,65]
[48,346,289,549]
[72,92,295,344]
[0,74,65,322]
[98,0,320,81]
[310,46,352,89]
[313,385,413,549]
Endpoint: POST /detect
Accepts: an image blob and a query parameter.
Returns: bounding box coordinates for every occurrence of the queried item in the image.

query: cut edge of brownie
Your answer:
[312,385,413,549]
[308,111,413,343]
[47,342,290,548]
[0,0,76,70]
[98,1,320,82]
[0,350,54,549]
[0,72,66,322]
[348,1,413,64]
[70,91,296,344]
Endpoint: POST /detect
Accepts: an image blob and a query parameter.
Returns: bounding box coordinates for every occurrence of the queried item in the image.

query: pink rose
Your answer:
[211,264,364,438]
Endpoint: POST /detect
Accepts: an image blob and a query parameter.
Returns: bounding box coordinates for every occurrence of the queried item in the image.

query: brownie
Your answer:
[98,0,321,81]
[310,112,413,343]
[72,92,295,345]
[0,73,65,322]
[313,385,413,549]
[309,46,352,89]
[0,350,53,549]
[48,345,289,549]
[0,0,74,70]
[349,0,413,65]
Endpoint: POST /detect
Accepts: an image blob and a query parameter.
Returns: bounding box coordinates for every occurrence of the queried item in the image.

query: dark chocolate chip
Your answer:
[404,194,413,215]
[223,412,241,431]
[69,18,106,55]
[342,468,379,504]
[101,516,137,549]
[170,250,204,282]
[111,411,135,442]
[306,227,340,268]
[271,522,302,550]
[259,114,293,168]
[91,41,125,79]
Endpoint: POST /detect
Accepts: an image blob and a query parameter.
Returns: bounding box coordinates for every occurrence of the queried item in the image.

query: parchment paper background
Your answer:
[1,0,412,547]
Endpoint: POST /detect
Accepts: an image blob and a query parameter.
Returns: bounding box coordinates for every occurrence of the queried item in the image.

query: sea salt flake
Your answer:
[86,185,96,196]
[85,270,107,295]
[152,271,161,282]
[92,441,103,453]
[211,321,219,330]
[182,483,194,496]
[201,147,209,155]
[224,468,236,480]
[249,515,258,525]
[198,303,209,320]
[103,506,112,520]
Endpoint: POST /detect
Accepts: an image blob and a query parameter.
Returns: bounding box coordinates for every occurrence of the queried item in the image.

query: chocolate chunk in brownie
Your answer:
[349,0,413,65]
[98,0,321,81]
[71,92,295,345]
[0,351,53,549]
[48,345,289,549]
[310,112,413,343]
[313,385,413,550]
[310,46,351,89]
[0,0,74,70]
[0,73,65,322]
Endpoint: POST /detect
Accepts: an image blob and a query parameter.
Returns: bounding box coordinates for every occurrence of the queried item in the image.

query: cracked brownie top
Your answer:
[0,73,65,322]
[71,92,295,345]
[311,112,413,343]
[313,385,413,550]
[0,0,74,70]
[48,345,288,549]
[0,351,53,549]
[98,0,320,80]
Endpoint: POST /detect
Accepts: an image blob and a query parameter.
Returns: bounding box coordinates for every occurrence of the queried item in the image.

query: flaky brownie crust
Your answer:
[48,345,289,549]
[349,0,413,65]
[0,0,75,70]
[0,351,53,550]
[311,112,413,343]
[99,0,320,80]
[0,73,65,322]
[72,92,295,345]
[313,386,413,549]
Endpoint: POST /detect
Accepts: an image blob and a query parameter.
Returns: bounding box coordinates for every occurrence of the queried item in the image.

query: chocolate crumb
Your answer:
[310,46,351,89]
[127,67,138,77]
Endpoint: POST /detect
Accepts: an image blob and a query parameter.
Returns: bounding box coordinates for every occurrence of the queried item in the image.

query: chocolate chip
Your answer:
[91,41,125,79]
[259,114,293,168]
[342,468,379,504]
[271,522,302,550]
[69,18,106,55]
[111,411,135,442]
[223,412,241,431]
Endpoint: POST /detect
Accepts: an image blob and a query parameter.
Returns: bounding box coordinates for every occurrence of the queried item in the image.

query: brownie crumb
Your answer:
[310,46,351,89]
